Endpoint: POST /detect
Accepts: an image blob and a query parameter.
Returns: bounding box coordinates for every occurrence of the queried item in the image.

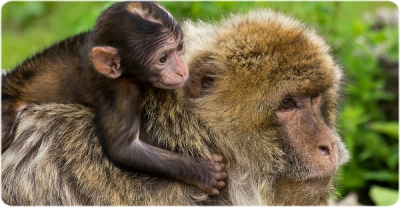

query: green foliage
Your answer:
[1,1,113,69]
[1,1,398,205]
[370,185,399,205]
[160,1,256,21]
[368,121,398,139]
[330,4,399,204]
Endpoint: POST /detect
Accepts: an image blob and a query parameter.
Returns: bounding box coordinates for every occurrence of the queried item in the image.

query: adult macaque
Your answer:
[2,8,349,205]
[1,1,227,195]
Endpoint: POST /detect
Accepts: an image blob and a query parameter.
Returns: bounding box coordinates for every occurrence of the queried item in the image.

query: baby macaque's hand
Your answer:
[190,154,228,195]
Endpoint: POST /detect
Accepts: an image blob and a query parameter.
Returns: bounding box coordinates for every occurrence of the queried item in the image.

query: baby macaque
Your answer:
[2,1,227,195]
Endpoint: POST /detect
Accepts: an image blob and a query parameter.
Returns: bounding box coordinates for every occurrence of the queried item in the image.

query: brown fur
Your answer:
[1,9,349,205]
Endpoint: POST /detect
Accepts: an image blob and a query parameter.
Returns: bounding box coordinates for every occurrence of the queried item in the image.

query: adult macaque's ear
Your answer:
[92,46,122,79]
[188,63,217,98]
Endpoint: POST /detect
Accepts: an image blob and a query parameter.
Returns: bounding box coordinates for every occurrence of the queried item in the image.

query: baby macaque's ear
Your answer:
[92,46,122,79]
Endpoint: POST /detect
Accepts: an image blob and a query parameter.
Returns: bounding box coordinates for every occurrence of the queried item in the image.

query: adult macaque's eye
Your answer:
[159,54,169,64]
[177,42,184,51]
[279,97,297,110]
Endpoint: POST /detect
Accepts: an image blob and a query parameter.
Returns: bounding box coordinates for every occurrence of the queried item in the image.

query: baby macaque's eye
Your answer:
[159,54,169,64]
[177,42,184,51]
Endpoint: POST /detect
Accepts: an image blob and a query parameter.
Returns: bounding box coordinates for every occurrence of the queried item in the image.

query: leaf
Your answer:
[386,146,399,169]
[369,185,399,206]
[368,121,399,138]
[363,170,398,182]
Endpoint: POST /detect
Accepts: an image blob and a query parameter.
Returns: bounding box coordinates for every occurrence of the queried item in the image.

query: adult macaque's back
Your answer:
[1,9,349,205]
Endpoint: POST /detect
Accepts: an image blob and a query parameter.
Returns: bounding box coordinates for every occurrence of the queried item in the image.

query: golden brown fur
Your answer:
[1,9,349,205]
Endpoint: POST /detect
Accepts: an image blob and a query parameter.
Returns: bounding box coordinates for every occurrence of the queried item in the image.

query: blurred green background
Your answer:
[1,1,398,205]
